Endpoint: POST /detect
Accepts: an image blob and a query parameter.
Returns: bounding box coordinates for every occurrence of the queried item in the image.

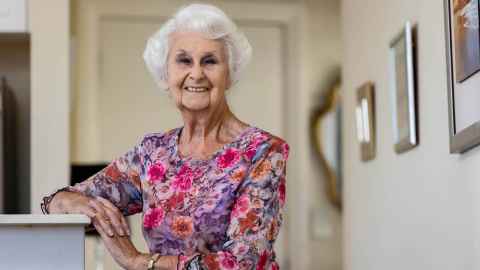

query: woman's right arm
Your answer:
[42,138,147,236]
[45,189,131,237]
[47,190,94,215]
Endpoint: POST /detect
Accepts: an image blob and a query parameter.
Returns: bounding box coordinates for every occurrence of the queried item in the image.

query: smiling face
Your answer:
[166,32,231,112]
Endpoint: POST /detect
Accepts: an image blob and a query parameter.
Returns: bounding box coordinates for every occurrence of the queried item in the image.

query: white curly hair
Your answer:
[143,3,252,90]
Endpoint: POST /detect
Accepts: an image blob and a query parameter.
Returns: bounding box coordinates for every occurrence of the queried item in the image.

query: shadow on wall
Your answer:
[1,78,18,213]
[0,33,31,214]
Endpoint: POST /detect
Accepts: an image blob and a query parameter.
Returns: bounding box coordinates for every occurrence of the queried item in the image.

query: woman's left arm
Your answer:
[95,223,178,270]
[177,140,289,270]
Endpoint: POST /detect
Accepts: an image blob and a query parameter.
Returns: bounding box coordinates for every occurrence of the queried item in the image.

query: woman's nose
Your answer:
[189,64,205,81]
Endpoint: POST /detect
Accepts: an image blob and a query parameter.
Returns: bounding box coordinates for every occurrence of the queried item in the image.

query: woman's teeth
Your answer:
[185,87,208,92]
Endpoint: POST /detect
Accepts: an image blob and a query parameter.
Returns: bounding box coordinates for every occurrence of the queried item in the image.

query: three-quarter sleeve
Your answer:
[179,139,289,270]
[41,139,145,216]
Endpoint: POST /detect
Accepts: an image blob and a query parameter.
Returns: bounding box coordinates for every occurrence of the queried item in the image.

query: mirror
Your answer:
[310,81,342,210]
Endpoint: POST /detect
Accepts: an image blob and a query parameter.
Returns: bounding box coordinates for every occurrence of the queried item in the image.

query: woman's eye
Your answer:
[203,58,218,65]
[176,57,192,65]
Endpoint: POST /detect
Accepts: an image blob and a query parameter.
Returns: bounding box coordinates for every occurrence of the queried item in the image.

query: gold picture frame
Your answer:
[310,80,342,210]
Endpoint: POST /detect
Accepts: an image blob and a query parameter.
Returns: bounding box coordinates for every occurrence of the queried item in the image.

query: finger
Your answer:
[92,219,134,269]
[78,204,97,219]
[97,197,130,235]
[122,217,131,236]
[92,219,106,237]
[95,196,118,211]
[95,213,115,237]
[89,200,114,236]
[95,198,128,236]
[91,198,126,237]
[95,197,130,236]
[89,200,115,237]
[79,205,99,226]
[92,219,115,244]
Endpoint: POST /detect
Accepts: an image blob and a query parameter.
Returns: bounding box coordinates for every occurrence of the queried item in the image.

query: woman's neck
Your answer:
[179,103,242,145]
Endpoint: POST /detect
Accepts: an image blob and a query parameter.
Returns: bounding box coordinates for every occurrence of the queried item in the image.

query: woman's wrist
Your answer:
[131,253,178,270]
[130,252,149,270]
[47,191,70,214]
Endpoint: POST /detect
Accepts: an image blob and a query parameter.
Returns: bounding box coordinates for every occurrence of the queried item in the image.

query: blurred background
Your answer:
[3,0,480,270]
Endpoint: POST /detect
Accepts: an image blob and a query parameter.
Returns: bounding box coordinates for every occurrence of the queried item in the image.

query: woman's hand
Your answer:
[48,191,130,237]
[94,224,178,270]
[93,218,145,270]
[88,196,131,237]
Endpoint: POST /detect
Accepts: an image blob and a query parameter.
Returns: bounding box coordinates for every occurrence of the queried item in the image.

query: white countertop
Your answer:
[0,214,91,225]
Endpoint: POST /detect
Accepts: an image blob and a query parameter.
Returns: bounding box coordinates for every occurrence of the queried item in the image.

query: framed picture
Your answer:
[389,21,418,153]
[355,82,375,161]
[310,80,342,210]
[444,0,480,153]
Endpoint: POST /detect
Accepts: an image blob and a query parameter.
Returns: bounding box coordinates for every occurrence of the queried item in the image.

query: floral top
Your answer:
[42,126,289,270]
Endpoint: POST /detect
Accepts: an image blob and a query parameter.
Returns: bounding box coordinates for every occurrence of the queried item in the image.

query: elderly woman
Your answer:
[42,3,289,270]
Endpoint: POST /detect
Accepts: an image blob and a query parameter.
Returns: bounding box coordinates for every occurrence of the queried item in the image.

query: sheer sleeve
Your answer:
[179,139,289,270]
[41,138,146,216]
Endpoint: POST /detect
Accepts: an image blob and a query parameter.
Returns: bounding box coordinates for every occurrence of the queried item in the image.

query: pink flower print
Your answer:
[168,192,185,210]
[172,175,193,192]
[127,203,142,214]
[244,134,268,161]
[147,162,166,184]
[143,207,164,229]
[278,180,286,206]
[270,262,280,270]
[252,133,269,144]
[256,250,269,270]
[218,252,238,270]
[281,143,290,160]
[217,148,241,169]
[152,147,167,161]
[172,165,194,192]
[232,242,249,257]
[244,146,257,161]
[232,194,250,218]
[178,164,193,176]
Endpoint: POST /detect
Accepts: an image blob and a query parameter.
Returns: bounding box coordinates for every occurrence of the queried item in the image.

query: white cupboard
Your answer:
[0,0,27,32]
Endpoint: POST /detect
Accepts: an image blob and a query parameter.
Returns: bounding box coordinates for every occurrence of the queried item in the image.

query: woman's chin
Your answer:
[181,101,211,111]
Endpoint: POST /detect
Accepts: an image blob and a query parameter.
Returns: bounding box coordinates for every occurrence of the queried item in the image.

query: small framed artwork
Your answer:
[444,0,480,153]
[355,82,375,161]
[389,21,418,153]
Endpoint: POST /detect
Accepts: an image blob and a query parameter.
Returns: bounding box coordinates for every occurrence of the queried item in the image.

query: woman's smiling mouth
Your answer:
[184,86,210,93]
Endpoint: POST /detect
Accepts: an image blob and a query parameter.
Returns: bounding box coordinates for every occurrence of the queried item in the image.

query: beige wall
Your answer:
[342,0,480,269]
[303,0,342,269]
[29,1,70,213]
